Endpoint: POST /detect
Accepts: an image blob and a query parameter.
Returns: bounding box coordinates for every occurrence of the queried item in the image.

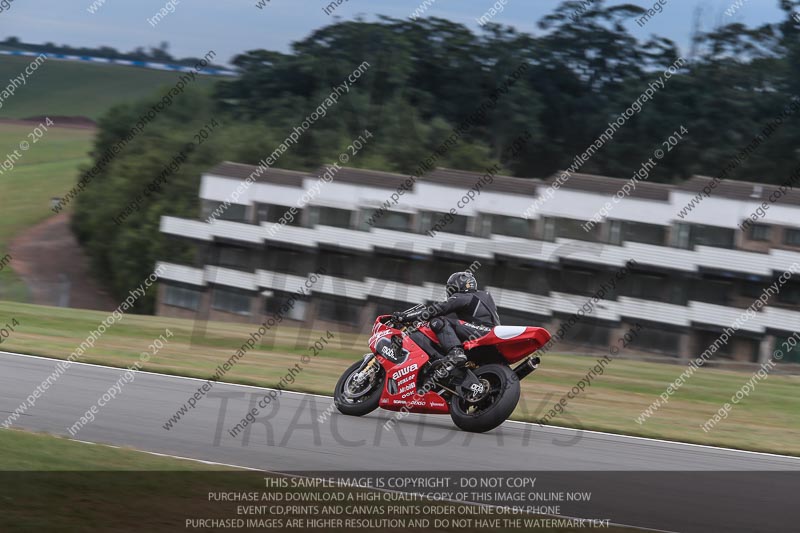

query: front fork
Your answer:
[352,353,380,384]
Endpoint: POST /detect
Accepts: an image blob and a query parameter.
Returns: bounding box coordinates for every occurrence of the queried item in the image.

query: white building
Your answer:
[157,162,800,364]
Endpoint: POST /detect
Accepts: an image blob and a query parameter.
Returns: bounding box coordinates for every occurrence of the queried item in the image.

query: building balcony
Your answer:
[156,262,800,336]
[160,216,800,277]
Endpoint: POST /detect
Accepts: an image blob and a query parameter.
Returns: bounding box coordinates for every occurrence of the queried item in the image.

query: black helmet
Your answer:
[446,271,477,296]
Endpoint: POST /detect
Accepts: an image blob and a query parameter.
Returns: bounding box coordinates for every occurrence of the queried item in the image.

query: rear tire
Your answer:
[449,363,520,433]
[334,359,384,417]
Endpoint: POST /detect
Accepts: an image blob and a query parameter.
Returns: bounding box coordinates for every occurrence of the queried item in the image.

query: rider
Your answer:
[393,271,500,369]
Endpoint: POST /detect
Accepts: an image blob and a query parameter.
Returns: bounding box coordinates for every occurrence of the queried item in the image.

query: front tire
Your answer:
[449,363,520,433]
[334,359,384,417]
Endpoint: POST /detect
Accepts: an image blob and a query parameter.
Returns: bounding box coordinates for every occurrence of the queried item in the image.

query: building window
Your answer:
[692,278,733,306]
[696,330,734,360]
[203,200,247,222]
[774,335,800,363]
[673,223,734,249]
[623,221,666,246]
[317,296,361,325]
[370,256,413,285]
[609,220,622,245]
[491,215,531,238]
[315,207,353,228]
[542,217,556,241]
[749,224,771,242]
[494,264,539,292]
[475,214,492,238]
[257,203,302,226]
[163,285,202,310]
[320,250,363,280]
[558,320,610,346]
[690,224,735,249]
[784,228,800,246]
[365,209,412,232]
[624,273,667,301]
[739,277,766,299]
[667,282,688,305]
[420,211,470,235]
[671,223,691,249]
[633,327,681,356]
[560,266,600,296]
[777,283,800,305]
[217,246,252,270]
[552,217,599,242]
[265,293,308,321]
[212,288,252,315]
[262,247,314,275]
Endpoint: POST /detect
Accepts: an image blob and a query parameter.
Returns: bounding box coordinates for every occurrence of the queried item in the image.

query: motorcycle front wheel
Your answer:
[448,363,520,433]
[334,358,384,416]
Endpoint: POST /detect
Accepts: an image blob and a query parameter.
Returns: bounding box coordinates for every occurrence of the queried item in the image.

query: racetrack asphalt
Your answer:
[1,351,798,532]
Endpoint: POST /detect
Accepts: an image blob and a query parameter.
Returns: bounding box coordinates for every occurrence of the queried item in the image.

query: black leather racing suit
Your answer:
[403,290,500,355]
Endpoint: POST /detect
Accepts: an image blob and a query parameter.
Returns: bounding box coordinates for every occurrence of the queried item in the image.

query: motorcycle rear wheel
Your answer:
[334,359,384,416]
[448,363,520,433]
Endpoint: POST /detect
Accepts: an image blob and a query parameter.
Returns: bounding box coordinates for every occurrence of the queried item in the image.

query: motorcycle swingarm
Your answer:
[452,368,483,399]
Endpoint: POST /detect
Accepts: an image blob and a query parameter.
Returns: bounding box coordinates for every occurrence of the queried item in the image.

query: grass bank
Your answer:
[0,123,95,300]
[0,55,220,120]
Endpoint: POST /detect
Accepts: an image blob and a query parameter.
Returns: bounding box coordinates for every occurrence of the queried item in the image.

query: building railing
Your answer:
[156,262,800,335]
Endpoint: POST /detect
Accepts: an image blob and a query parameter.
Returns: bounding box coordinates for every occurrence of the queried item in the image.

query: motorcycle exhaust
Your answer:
[514,356,541,381]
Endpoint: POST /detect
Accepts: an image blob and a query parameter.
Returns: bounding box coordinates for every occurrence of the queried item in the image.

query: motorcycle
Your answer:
[334,304,551,433]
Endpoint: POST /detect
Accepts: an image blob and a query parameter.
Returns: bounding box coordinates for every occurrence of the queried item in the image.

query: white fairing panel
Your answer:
[493,325,527,339]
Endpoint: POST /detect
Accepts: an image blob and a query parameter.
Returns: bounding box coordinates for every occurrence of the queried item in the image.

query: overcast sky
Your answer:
[0,0,787,64]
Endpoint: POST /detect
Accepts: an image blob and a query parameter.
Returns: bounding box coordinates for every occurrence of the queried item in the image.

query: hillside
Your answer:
[0,55,221,120]
[0,122,95,300]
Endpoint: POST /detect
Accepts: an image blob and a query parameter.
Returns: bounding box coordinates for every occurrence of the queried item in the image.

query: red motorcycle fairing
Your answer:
[417,321,551,365]
[465,325,551,363]
[370,316,449,414]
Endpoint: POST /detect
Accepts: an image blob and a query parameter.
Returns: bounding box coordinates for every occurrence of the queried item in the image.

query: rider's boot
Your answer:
[434,347,467,379]
[447,347,467,366]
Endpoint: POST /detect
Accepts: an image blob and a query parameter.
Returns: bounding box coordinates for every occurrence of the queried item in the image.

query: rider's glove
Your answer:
[392,312,407,324]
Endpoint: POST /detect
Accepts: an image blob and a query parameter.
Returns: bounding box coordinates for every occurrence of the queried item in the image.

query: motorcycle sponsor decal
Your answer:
[368,329,392,345]
[401,391,414,398]
[399,383,415,393]
[396,375,414,385]
[376,337,408,364]
[391,363,418,380]
[470,383,485,394]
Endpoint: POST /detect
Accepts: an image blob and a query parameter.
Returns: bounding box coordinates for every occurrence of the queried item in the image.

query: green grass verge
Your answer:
[0,428,229,471]
[0,55,220,120]
[0,429,244,532]
[0,123,95,300]
[0,301,798,456]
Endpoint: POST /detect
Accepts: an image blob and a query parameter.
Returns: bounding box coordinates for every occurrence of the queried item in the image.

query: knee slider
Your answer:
[430,318,445,331]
